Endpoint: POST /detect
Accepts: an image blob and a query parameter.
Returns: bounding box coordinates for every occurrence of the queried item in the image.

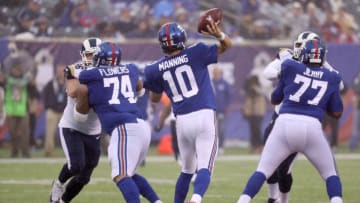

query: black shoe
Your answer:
[267,198,278,203]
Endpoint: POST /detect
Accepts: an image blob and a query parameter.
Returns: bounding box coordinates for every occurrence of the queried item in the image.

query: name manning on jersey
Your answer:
[159,55,189,71]
[98,66,129,76]
[303,68,324,79]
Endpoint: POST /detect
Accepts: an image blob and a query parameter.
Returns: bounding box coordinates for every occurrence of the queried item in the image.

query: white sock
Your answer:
[267,183,279,200]
[280,192,289,203]
[154,200,163,203]
[190,193,202,203]
[330,196,343,203]
[237,194,251,203]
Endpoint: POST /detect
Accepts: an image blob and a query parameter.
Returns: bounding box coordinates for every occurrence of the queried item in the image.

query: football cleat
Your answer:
[49,179,65,203]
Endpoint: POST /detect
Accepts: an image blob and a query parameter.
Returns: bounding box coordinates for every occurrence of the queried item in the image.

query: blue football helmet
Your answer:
[293,31,319,59]
[93,42,121,67]
[158,22,187,53]
[300,39,326,65]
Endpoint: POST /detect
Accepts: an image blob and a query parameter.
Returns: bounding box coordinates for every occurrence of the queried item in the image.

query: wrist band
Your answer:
[218,32,226,41]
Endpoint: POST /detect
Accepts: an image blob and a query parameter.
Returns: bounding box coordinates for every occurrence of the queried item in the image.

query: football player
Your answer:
[49,38,102,203]
[143,21,231,203]
[262,31,343,203]
[75,42,162,203]
[237,39,343,203]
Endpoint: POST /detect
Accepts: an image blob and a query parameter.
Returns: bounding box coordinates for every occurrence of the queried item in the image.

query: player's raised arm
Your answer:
[202,21,231,55]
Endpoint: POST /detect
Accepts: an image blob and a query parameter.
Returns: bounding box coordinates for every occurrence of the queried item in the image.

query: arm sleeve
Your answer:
[143,67,163,93]
[327,90,343,114]
[263,58,282,80]
[196,42,218,66]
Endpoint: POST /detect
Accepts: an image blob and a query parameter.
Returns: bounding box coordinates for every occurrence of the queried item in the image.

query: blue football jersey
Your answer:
[144,42,218,115]
[271,59,343,121]
[79,64,140,134]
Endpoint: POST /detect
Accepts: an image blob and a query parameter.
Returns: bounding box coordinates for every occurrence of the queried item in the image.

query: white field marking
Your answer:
[0,177,175,185]
[0,153,359,164]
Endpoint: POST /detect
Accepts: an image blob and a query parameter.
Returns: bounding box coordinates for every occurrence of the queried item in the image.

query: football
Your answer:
[197,8,223,33]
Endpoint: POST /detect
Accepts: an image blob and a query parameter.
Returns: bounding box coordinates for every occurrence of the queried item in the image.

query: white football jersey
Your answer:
[58,62,101,135]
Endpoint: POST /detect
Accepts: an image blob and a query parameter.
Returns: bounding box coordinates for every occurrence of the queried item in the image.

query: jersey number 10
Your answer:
[163,65,199,102]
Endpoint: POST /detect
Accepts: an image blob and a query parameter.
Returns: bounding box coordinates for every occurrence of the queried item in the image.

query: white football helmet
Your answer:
[293,31,319,60]
[80,37,102,66]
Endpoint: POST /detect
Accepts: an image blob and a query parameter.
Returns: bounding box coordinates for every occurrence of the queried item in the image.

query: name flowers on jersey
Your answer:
[159,54,189,71]
[98,66,130,76]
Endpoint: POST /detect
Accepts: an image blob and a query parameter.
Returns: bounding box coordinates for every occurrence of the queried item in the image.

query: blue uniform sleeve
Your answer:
[128,63,140,82]
[195,42,218,66]
[326,89,343,114]
[143,65,163,93]
[78,69,99,84]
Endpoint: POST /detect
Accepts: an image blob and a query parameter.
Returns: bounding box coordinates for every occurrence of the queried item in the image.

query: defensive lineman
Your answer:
[50,38,102,203]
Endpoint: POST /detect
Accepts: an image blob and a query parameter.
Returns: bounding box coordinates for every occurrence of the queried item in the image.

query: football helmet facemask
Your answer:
[293,31,319,60]
[300,39,326,65]
[93,42,121,67]
[80,38,102,66]
[158,22,187,53]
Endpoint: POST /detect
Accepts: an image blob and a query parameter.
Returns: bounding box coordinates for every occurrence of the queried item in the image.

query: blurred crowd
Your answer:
[0,0,359,43]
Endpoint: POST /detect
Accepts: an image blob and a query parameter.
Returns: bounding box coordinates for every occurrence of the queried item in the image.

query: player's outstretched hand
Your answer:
[201,21,223,39]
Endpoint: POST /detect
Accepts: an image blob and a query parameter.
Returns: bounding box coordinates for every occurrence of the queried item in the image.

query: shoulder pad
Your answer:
[276,48,293,61]
[74,62,87,70]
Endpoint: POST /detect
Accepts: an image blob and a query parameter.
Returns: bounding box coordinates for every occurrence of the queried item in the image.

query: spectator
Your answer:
[349,72,360,150]
[34,16,53,37]
[152,0,175,20]
[52,0,75,28]
[212,66,231,154]
[113,7,136,35]
[284,1,309,39]
[28,78,40,149]
[0,71,5,126]
[42,64,67,157]
[14,0,41,34]
[334,6,359,35]
[70,0,97,28]
[242,74,266,153]
[5,61,32,158]
[321,10,341,43]
[338,26,359,44]
[126,19,155,38]
[306,2,325,34]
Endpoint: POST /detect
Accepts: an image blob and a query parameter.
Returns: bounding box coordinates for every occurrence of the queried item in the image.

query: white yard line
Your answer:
[0,153,360,164]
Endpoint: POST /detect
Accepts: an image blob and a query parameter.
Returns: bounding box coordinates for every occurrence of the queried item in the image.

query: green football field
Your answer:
[0,146,359,203]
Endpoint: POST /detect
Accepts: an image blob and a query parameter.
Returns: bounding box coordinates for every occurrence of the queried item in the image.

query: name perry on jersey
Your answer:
[159,54,189,71]
[303,67,324,79]
[98,66,129,76]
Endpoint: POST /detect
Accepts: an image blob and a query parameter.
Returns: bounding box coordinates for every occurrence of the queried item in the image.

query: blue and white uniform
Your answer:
[79,64,150,179]
[144,42,218,175]
[238,59,344,203]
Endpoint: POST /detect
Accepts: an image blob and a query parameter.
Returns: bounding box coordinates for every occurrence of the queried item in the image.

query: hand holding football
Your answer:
[197,8,223,33]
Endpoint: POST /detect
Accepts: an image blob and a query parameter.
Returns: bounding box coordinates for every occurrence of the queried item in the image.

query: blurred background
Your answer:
[0,0,359,158]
